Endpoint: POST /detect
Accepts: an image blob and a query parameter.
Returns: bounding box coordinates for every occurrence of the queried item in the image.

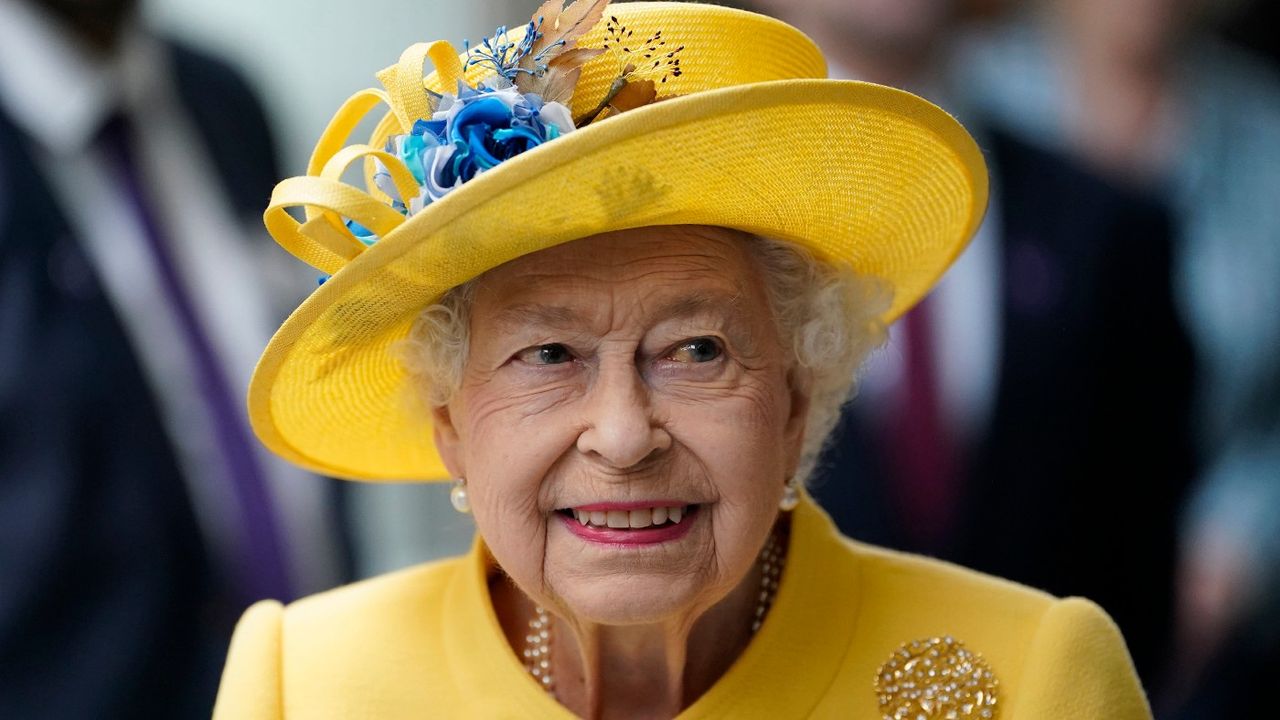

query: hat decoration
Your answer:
[343,0,682,257]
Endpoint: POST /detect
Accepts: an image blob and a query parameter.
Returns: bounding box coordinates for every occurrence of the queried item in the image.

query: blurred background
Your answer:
[0,0,1275,717]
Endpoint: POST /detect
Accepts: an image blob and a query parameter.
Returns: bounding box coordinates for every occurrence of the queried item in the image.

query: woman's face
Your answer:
[433,226,809,625]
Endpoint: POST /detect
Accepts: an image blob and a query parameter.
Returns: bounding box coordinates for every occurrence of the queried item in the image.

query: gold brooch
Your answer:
[874,636,999,719]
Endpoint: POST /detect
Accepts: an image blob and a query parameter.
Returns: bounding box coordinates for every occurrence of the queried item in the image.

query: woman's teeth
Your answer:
[571,506,688,529]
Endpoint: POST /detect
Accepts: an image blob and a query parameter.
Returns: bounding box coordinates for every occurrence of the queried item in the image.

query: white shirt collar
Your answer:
[0,0,164,153]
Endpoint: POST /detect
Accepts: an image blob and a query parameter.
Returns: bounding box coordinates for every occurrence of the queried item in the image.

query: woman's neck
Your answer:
[560,561,761,719]
[492,525,781,720]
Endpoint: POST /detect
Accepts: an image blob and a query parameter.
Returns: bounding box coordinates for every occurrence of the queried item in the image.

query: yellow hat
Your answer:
[250,1,989,482]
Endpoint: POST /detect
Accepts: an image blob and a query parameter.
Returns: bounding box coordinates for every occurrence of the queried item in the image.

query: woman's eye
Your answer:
[516,343,573,365]
[668,337,723,363]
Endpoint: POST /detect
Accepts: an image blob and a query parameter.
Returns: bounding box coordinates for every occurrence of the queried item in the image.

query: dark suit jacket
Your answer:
[0,42,281,719]
[813,128,1196,690]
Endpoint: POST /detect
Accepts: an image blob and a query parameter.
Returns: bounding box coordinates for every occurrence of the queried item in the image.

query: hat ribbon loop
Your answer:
[263,176,405,275]
[377,40,465,132]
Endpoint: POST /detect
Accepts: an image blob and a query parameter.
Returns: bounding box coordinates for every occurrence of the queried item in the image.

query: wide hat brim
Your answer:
[250,6,988,482]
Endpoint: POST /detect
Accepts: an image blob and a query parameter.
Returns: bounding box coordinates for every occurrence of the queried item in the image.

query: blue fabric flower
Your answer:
[378,85,573,212]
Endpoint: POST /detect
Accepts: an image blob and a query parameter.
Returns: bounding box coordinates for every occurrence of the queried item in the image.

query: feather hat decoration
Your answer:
[514,0,609,102]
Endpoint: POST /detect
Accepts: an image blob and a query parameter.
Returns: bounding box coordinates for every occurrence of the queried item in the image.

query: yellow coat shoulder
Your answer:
[816,538,1151,719]
[213,556,470,720]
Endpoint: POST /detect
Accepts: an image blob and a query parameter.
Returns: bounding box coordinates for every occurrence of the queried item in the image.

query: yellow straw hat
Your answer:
[250,1,989,482]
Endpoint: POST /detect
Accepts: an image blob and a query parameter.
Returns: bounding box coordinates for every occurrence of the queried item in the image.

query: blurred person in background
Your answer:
[0,0,345,717]
[743,0,1196,692]
[954,0,1280,715]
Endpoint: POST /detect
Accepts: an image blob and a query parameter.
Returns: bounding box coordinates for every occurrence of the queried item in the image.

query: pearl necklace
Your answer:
[522,528,787,696]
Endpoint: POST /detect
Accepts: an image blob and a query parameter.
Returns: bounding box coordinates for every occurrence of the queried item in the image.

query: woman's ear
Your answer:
[782,366,812,477]
[431,403,465,478]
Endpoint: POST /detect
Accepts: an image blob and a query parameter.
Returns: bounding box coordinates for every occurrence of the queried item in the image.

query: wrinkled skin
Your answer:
[432,225,810,717]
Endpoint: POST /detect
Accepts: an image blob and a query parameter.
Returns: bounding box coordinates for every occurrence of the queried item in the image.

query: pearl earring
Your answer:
[450,477,471,514]
[779,478,800,511]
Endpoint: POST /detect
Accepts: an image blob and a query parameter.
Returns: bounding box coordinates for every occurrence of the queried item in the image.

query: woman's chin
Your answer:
[551,575,706,626]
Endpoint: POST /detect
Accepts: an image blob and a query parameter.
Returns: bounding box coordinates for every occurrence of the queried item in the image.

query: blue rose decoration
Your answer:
[375,85,572,216]
[444,96,541,185]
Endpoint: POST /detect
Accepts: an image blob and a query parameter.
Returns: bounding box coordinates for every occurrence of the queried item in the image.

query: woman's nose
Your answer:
[575,362,671,469]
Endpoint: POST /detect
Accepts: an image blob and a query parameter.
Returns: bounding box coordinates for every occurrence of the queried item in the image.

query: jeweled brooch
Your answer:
[874,636,999,720]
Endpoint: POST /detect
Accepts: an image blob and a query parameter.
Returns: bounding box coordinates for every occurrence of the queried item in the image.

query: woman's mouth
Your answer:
[555,503,701,545]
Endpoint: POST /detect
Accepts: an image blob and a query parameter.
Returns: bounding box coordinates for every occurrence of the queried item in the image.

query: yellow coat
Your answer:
[213,496,1152,718]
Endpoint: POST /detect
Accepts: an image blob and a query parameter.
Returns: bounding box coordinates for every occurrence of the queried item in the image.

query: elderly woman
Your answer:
[214,2,1151,718]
